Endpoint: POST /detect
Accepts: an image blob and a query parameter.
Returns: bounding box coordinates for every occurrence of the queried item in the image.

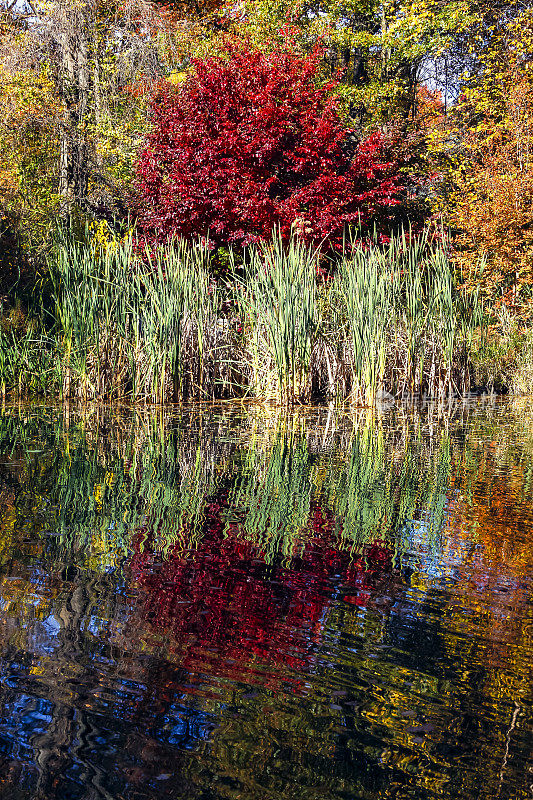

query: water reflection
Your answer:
[0,401,531,800]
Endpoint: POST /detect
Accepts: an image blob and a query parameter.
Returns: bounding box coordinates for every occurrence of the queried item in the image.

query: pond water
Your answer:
[0,401,531,800]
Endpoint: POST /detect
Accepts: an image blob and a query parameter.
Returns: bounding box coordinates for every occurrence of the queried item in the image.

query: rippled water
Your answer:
[0,400,531,800]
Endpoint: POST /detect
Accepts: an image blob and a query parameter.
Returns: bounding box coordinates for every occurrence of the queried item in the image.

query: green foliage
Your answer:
[471,312,533,395]
[219,0,475,127]
[0,227,485,404]
[237,232,318,402]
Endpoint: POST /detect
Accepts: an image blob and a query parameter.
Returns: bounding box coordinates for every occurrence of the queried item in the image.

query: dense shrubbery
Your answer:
[136,45,401,249]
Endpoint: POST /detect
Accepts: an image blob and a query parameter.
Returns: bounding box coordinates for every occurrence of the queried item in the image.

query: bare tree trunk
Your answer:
[57,3,91,219]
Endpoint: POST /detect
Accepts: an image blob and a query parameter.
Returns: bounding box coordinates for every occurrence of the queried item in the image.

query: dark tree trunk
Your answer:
[57,5,91,219]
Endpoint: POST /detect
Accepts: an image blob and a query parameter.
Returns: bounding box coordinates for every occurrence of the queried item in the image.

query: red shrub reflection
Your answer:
[130,496,394,681]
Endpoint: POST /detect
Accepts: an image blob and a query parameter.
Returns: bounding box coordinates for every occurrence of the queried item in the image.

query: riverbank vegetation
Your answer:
[1,0,533,403]
[0,228,485,404]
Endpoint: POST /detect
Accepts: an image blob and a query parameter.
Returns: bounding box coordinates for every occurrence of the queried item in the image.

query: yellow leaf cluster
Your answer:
[444,14,533,313]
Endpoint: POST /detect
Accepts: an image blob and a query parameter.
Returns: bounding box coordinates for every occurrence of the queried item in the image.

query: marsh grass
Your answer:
[236,232,318,403]
[325,230,484,405]
[47,234,230,402]
[1,226,483,404]
[469,304,533,396]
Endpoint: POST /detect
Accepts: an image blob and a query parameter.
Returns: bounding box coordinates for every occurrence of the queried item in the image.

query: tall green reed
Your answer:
[331,243,393,405]
[326,229,484,405]
[48,231,224,402]
[236,231,318,403]
[0,225,484,404]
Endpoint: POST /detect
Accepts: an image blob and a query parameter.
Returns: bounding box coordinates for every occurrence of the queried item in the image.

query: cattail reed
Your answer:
[0,226,483,404]
[236,231,318,404]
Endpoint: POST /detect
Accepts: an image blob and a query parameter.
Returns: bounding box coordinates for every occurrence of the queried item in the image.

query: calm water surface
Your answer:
[0,401,531,800]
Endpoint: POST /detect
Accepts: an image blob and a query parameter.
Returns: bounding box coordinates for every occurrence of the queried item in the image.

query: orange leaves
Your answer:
[416,85,445,130]
[0,168,19,199]
[122,77,158,98]
[446,17,533,312]
[158,0,223,19]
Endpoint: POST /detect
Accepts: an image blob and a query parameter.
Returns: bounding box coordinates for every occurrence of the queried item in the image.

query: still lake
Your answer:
[0,401,531,800]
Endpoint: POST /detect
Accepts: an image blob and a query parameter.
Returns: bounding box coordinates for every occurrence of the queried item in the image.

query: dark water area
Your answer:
[0,401,531,800]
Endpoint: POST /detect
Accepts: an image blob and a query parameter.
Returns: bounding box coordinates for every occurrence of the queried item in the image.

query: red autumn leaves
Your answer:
[136,44,401,249]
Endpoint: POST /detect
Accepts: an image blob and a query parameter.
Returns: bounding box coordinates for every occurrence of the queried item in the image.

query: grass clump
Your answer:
[47,233,230,402]
[0,225,487,405]
[471,306,533,396]
[236,232,318,403]
[322,230,483,404]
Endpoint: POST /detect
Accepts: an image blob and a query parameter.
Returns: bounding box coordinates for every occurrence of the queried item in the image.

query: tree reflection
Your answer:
[131,494,395,679]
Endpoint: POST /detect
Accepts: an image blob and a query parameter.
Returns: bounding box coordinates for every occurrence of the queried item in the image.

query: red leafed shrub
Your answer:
[135,43,401,249]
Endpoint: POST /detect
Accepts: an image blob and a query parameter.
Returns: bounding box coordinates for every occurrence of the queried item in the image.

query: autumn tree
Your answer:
[0,0,199,237]
[187,0,483,130]
[136,44,401,248]
[0,8,61,276]
[437,10,533,311]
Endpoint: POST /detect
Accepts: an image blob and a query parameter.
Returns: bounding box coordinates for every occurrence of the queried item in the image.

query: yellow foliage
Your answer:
[439,12,533,314]
[167,70,188,84]
[0,47,61,249]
